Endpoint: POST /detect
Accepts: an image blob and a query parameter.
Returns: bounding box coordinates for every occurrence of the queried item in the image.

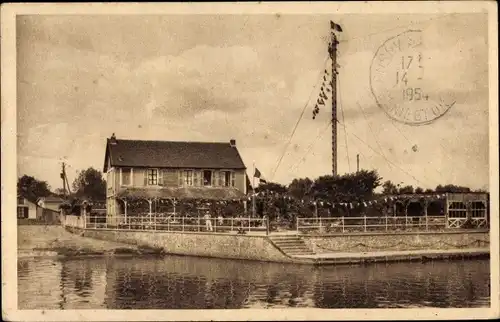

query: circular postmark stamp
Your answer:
[370,30,455,126]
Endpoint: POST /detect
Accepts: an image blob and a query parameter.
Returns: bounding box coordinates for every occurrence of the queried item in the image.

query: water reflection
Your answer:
[18,255,490,309]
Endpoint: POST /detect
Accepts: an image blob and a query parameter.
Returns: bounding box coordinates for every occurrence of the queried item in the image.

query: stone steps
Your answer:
[268,235,315,256]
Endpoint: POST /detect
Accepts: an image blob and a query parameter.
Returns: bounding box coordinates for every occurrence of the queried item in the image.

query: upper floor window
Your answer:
[147,169,158,185]
[203,170,212,186]
[193,171,201,186]
[121,168,132,186]
[183,170,193,186]
[17,197,24,205]
[219,171,235,187]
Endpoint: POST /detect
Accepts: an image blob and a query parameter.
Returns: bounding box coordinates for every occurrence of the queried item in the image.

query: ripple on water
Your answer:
[17,256,490,309]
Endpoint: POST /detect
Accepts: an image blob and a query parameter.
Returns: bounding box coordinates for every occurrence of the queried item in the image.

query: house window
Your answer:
[448,202,467,218]
[183,170,193,186]
[17,197,24,205]
[203,170,212,186]
[17,206,28,219]
[121,168,132,186]
[219,171,233,187]
[470,201,486,218]
[147,169,158,185]
[193,171,201,186]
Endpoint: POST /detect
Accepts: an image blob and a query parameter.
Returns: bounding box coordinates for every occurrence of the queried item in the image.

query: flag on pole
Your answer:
[330,21,343,32]
[254,168,267,184]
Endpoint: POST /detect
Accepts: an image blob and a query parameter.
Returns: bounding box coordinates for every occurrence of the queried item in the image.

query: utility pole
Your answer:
[329,21,342,176]
[60,161,71,198]
[61,162,67,197]
[357,154,360,173]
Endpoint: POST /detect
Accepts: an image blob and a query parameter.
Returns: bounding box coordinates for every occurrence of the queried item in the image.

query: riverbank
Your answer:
[64,223,490,265]
[18,225,164,258]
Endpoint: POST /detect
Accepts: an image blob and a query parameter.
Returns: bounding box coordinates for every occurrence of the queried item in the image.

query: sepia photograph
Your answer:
[1,2,498,321]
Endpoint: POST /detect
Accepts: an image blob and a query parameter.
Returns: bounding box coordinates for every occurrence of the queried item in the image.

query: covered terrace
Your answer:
[113,186,248,220]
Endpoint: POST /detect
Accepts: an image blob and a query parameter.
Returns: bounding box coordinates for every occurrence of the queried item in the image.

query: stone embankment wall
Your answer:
[79,229,299,263]
[62,213,489,264]
[303,230,489,253]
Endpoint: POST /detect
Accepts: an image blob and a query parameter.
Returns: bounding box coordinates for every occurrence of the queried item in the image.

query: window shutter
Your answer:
[193,171,199,186]
[158,170,164,186]
[144,171,148,186]
[231,172,235,187]
[218,171,223,186]
[211,171,216,186]
[24,207,29,219]
[178,170,183,187]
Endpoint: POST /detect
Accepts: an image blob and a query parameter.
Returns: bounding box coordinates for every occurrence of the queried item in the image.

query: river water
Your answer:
[18,255,490,309]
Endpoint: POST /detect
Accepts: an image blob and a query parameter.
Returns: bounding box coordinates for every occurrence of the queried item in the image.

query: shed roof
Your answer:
[38,196,65,203]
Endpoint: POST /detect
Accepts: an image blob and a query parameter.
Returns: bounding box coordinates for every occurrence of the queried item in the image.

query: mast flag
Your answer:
[330,20,343,32]
[254,168,267,184]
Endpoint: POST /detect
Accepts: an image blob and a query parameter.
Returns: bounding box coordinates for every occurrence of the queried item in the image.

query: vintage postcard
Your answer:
[1,1,498,321]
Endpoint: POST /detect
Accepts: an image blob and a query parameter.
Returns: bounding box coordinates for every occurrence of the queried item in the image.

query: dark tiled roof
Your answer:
[104,139,246,172]
[116,187,246,201]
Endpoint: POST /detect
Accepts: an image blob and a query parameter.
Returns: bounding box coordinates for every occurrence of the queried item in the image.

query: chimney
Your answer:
[110,133,117,145]
[229,139,236,147]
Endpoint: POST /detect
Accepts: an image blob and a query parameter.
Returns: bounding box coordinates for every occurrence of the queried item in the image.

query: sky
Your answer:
[16,12,490,192]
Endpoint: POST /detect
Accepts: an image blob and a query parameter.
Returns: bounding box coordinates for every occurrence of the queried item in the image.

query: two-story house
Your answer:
[103,134,249,217]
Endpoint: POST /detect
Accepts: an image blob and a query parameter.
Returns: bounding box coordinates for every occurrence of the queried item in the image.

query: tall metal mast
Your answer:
[328,21,342,176]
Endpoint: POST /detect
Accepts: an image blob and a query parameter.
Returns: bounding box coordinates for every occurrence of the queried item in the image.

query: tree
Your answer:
[435,184,471,193]
[72,167,106,200]
[398,185,414,194]
[414,187,424,194]
[287,177,314,200]
[255,181,287,194]
[381,180,398,195]
[311,170,382,202]
[53,188,67,197]
[17,175,52,202]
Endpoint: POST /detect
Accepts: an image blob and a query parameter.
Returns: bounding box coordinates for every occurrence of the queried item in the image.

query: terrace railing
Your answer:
[84,214,269,234]
[296,216,447,235]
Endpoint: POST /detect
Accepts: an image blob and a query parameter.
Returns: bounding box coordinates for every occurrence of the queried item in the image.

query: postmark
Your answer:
[370,30,455,126]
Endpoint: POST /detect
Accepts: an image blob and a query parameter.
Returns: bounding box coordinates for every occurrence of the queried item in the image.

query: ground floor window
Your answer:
[470,201,487,218]
[448,201,467,218]
[17,206,28,219]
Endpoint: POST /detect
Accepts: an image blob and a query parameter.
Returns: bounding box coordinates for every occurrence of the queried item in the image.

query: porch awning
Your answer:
[116,187,247,201]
